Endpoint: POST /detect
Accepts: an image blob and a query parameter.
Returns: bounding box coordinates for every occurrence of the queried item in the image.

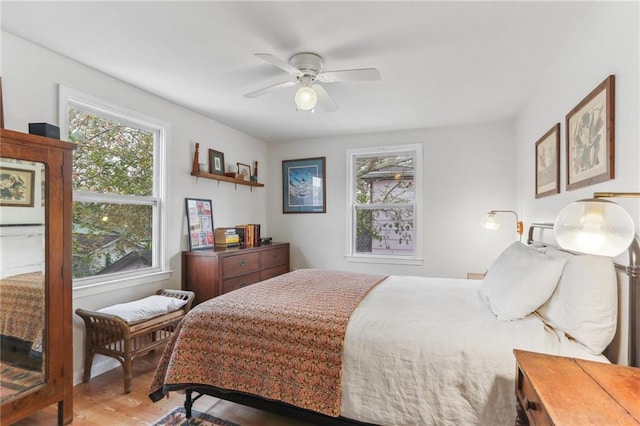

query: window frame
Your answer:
[345,143,423,265]
[59,86,170,288]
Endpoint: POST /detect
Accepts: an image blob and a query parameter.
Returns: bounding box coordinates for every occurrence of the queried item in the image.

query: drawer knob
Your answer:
[240,283,247,287]
[523,397,536,411]
[239,261,246,266]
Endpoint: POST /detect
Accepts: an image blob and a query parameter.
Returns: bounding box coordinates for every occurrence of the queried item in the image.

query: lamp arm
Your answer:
[489,210,524,236]
[594,192,640,199]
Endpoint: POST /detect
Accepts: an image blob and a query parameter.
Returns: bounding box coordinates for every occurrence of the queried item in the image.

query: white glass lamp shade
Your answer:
[481,212,501,230]
[294,86,317,111]
[554,199,635,257]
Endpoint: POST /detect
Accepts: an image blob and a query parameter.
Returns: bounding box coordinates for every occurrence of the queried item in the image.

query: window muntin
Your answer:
[347,145,422,263]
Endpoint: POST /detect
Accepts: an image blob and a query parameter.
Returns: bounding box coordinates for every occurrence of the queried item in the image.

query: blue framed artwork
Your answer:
[282,157,326,214]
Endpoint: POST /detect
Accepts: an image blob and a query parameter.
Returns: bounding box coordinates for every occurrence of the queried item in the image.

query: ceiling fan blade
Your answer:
[243,80,296,98]
[254,53,303,76]
[317,68,381,83]
[313,84,339,113]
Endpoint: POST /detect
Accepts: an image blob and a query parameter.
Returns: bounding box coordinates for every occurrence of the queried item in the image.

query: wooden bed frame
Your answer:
[185,386,374,426]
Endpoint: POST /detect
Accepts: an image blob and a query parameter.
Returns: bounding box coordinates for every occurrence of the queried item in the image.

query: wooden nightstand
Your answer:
[514,349,640,425]
[466,272,486,280]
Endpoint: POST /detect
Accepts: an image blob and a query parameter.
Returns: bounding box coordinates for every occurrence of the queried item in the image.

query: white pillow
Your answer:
[537,252,617,354]
[479,242,567,320]
[97,295,188,324]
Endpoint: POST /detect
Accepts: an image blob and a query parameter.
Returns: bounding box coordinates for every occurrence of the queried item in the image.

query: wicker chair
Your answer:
[75,289,195,393]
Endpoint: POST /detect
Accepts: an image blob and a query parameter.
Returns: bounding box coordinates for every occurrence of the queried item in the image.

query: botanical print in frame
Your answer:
[566,75,615,190]
[282,157,326,214]
[185,198,214,250]
[535,123,560,198]
[0,166,35,207]
[237,162,251,180]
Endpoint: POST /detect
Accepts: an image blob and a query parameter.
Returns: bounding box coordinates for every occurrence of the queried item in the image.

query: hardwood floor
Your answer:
[11,351,311,425]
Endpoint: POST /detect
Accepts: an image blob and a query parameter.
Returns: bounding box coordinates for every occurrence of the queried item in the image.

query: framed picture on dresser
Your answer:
[185,198,214,250]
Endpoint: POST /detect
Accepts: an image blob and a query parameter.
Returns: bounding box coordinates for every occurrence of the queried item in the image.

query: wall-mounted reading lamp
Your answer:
[481,210,524,240]
[554,191,639,367]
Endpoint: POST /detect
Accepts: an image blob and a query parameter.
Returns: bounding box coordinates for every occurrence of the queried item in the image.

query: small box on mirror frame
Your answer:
[29,123,60,139]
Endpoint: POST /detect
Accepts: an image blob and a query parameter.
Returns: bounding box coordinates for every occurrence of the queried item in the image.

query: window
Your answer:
[346,144,423,264]
[59,87,168,285]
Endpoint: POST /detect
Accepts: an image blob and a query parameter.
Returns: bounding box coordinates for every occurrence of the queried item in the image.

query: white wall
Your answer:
[2,31,270,382]
[514,2,639,364]
[267,121,518,279]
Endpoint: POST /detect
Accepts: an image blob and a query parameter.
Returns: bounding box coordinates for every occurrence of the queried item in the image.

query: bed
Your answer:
[149,229,620,426]
[0,272,45,359]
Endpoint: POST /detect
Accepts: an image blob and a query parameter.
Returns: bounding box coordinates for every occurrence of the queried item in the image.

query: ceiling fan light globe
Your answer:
[294,86,318,111]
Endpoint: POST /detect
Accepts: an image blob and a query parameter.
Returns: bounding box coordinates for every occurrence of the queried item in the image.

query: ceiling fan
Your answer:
[243,52,381,113]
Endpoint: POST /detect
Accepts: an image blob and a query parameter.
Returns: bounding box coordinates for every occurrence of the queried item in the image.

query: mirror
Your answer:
[0,158,46,402]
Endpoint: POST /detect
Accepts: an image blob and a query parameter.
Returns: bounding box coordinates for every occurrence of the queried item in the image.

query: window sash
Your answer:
[346,144,423,264]
[59,86,168,286]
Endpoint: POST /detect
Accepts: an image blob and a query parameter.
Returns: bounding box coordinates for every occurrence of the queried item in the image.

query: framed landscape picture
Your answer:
[535,123,560,198]
[566,75,615,190]
[282,157,326,214]
[185,198,214,250]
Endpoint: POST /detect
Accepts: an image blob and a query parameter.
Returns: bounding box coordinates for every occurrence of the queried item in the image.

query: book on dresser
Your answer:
[214,227,240,247]
[182,242,290,306]
[235,224,261,247]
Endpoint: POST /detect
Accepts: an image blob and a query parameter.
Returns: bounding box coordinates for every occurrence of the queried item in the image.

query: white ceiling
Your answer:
[1,1,594,143]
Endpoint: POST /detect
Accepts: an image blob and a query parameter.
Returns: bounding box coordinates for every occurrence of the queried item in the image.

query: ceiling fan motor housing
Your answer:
[289,52,323,77]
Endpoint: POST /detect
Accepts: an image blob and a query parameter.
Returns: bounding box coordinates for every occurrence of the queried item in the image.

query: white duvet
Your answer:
[340,275,607,426]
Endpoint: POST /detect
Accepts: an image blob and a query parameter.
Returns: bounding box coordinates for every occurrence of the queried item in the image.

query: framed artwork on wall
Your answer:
[185,198,214,250]
[565,75,615,190]
[0,165,35,207]
[208,149,225,175]
[282,157,326,214]
[535,123,560,198]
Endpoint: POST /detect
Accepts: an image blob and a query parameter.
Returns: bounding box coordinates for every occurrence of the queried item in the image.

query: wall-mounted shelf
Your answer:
[191,170,264,188]
[190,141,264,190]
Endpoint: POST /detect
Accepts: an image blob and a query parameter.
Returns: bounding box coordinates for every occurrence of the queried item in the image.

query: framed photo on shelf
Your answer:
[535,123,560,198]
[0,165,35,207]
[282,157,326,214]
[209,149,225,175]
[185,198,214,250]
[566,75,615,190]
[237,162,251,181]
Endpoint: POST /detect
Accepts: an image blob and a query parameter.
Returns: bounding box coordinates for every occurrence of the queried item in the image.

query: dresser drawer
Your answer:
[260,264,289,281]
[222,272,261,294]
[516,366,549,426]
[261,246,289,269]
[221,252,260,278]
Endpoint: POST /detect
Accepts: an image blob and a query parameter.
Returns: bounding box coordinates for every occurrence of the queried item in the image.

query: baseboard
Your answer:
[73,355,121,386]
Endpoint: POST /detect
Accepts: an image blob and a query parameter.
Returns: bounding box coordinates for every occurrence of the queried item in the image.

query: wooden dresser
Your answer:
[182,242,290,305]
[514,349,640,425]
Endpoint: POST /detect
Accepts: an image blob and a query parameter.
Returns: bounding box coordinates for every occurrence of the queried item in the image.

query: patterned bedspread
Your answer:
[149,269,387,417]
[0,272,44,350]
